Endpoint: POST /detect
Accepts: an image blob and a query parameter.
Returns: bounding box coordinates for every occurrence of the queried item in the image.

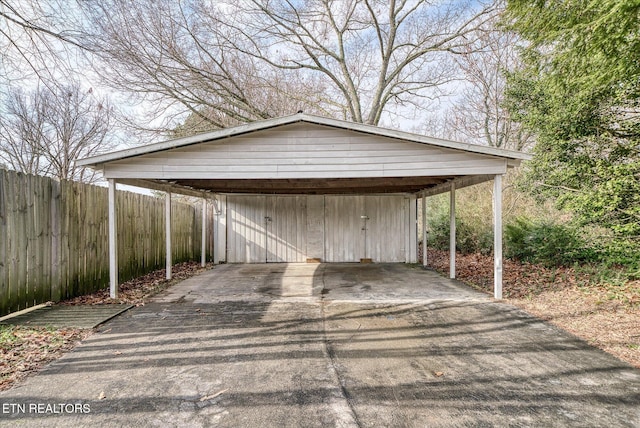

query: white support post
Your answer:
[449,182,456,279]
[493,175,503,300]
[422,195,427,267]
[165,192,172,280]
[409,196,418,263]
[201,199,207,267]
[108,179,118,299]
[213,196,221,265]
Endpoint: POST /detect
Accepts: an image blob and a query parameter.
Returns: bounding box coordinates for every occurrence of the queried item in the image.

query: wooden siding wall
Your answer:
[266,196,307,262]
[226,194,411,263]
[0,169,213,316]
[324,196,365,262]
[226,195,308,263]
[104,123,508,180]
[227,195,267,263]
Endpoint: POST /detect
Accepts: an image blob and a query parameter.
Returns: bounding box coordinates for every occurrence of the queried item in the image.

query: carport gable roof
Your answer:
[78,113,531,196]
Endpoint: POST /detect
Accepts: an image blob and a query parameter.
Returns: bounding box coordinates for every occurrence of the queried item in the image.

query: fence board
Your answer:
[0,169,205,316]
[40,177,52,304]
[0,170,7,315]
[17,173,28,311]
[7,171,17,313]
[4,171,13,313]
[26,175,37,307]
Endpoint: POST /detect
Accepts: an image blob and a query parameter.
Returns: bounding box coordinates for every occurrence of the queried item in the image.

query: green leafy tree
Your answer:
[503,0,640,266]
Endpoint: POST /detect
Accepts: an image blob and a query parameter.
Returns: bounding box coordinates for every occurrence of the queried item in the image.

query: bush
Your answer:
[504,217,594,267]
[593,239,640,280]
[504,217,536,262]
[426,212,451,251]
[427,212,493,255]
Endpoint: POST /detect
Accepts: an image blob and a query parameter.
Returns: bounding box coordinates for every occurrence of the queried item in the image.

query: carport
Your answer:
[77,113,530,300]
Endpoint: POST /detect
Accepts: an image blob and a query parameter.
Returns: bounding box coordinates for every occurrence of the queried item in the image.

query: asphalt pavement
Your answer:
[1,263,638,427]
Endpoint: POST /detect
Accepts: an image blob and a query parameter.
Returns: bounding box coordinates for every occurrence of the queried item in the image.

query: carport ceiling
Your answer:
[169,176,455,194]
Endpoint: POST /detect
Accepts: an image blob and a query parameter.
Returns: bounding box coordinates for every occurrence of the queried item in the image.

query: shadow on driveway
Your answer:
[1,264,638,427]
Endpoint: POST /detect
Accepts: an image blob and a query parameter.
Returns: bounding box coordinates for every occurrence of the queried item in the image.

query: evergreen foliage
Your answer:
[504,217,594,267]
[503,0,640,269]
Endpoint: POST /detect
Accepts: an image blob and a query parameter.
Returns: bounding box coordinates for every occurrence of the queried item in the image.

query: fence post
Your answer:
[493,174,503,300]
[0,170,7,315]
[165,192,172,280]
[50,180,61,301]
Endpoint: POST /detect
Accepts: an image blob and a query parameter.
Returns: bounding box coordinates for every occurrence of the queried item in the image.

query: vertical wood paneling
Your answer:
[208,201,215,261]
[0,170,8,315]
[215,194,410,265]
[49,180,61,302]
[227,195,267,263]
[296,196,306,261]
[227,195,308,263]
[16,173,27,307]
[267,196,307,262]
[5,171,15,312]
[26,175,37,307]
[408,196,418,263]
[306,196,324,260]
[364,196,406,263]
[324,196,365,262]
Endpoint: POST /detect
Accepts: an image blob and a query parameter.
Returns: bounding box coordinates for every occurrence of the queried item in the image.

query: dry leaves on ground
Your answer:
[427,248,640,369]
[0,326,90,391]
[61,261,213,305]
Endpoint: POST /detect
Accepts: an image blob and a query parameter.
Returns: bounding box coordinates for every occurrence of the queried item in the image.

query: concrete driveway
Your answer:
[1,263,639,427]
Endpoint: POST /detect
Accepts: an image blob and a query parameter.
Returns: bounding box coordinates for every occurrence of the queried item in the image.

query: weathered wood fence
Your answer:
[0,169,214,316]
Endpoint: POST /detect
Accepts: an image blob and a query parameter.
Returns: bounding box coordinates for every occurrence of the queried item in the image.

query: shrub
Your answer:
[504,216,594,267]
[504,217,535,262]
[427,212,493,255]
[426,212,451,251]
[593,239,640,279]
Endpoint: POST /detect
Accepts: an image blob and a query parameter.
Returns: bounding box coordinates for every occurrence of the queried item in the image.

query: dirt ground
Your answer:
[427,249,640,369]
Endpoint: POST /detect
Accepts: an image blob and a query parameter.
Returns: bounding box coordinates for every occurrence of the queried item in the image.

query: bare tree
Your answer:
[441,26,533,150]
[221,0,498,125]
[0,82,115,182]
[79,0,497,130]
[0,0,85,84]
[79,1,330,133]
[0,87,46,174]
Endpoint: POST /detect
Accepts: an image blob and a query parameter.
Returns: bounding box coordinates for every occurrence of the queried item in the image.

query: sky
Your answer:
[0,0,497,194]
